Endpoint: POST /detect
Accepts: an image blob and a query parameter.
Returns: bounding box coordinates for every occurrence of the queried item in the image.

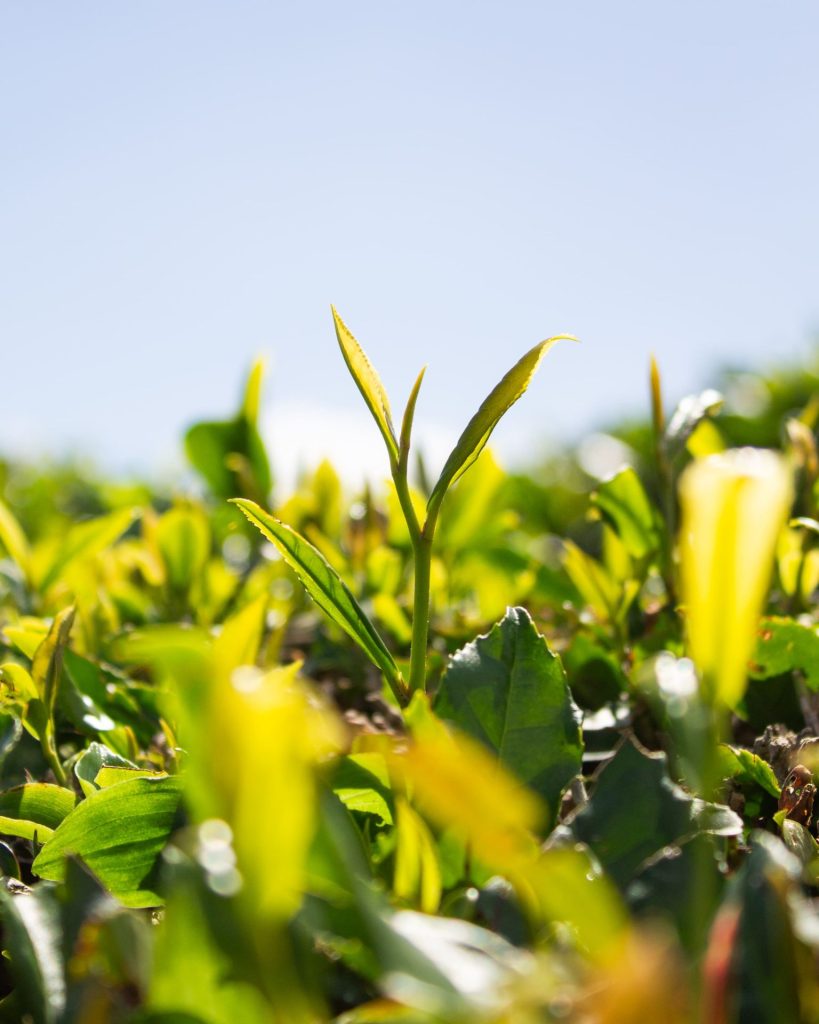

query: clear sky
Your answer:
[3,2,819,489]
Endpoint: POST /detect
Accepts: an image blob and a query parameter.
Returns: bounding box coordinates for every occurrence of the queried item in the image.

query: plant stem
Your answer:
[408,533,433,695]
[43,732,67,788]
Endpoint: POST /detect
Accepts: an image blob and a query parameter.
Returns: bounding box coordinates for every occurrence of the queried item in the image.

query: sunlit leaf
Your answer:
[591,465,661,560]
[394,797,442,914]
[0,498,31,582]
[33,776,183,907]
[36,508,138,592]
[232,499,406,702]
[427,335,575,517]
[332,306,399,463]
[679,449,793,707]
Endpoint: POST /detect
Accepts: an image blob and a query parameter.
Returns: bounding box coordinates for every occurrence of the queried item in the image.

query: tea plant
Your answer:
[234,308,576,703]
[0,316,814,1022]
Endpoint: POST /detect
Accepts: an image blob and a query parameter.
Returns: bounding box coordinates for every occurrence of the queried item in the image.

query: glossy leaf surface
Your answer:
[435,607,582,829]
[232,499,405,699]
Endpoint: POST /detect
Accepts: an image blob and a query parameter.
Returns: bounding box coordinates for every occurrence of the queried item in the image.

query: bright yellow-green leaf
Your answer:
[154,505,211,592]
[427,335,575,519]
[214,594,268,677]
[0,663,38,705]
[679,448,793,707]
[399,365,427,463]
[232,499,407,703]
[562,540,621,623]
[332,306,399,462]
[392,725,544,872]
[33,776,183,907]
[94,766,168,788]
[36,507,139,592]
[0,783,76,837]
[31,606,75,713]
[0,498,31,581]
[242,357,265,422]
[394,797,442,914]
[208,664,343,922]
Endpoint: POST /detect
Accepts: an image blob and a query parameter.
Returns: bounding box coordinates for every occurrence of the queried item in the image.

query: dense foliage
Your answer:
[0,317,818,1023]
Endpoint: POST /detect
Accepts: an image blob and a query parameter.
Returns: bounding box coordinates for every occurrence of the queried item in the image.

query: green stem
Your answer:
[43,730,67,788]
[408,533,433,695]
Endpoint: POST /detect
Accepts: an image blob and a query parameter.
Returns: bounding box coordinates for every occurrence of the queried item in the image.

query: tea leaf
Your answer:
[427,335,574,517]
[566,740,741,888]
[332,306,399,463]
[0,783,77,842]
[31,606,75,715]
[716,744,780,798]
[750,616,819,692]
[185,360,272,502]
[231,499,406,701]
[37,508,138,592]
[591,465,661,560]
[0,499,31,581]
[434,607,582,830]
[399,366,427,465]
[0,885,65,1024]
[33,776,183,907]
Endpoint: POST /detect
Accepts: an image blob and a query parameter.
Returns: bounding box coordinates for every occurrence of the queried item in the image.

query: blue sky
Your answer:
[3,2,819,489]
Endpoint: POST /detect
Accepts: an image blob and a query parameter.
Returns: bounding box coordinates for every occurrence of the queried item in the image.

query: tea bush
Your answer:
[0,314,817,1023]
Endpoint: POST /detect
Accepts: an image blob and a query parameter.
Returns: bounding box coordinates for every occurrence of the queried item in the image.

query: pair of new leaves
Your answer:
[235,309,575,702]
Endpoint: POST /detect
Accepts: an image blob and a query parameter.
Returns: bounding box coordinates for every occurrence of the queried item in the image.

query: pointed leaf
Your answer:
[399,365,427,464]
[33,776,183,907]
[0,784,77,843]
[37,508,138,592]
[0,885,65,1024]
[591,465,661,560]
[565,739,741,888]
[332,306,398,462]
[31,606,75,715]
[0,498,31,581]
[231,500,406,702]
[434,607,582,830]
[428,335,574,515]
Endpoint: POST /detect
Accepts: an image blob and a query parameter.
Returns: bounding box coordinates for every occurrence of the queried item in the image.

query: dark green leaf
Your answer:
[0,884,65,1024]
[33,776,183,907]
[565,739,742,888]
[231,500,406,702]
[185,361,272,502]
[726,833,804,1023]
[626,834,724,955]
[434,607,583,830]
